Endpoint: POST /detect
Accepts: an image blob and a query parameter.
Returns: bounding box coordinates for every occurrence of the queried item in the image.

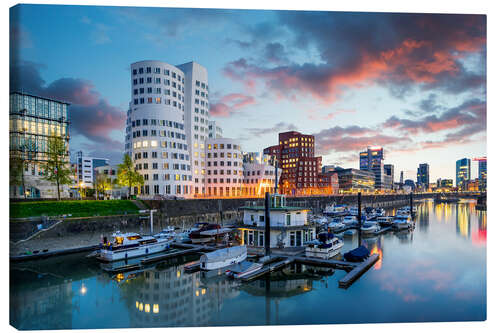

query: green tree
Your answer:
[95,173,113,199]
[117,153,143,199]
[44,135,72,200]
[10,154,26,198]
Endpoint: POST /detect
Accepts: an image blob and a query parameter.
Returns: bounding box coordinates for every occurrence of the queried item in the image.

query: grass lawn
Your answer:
[10,200,141,219]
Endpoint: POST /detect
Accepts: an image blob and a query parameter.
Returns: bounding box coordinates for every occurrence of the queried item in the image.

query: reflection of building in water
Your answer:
[240,263,316,325]
[434,202,453,224]
[10,270,73,330]
[456,204,471,238]
[417,201,431,232]
[120,264,239,327]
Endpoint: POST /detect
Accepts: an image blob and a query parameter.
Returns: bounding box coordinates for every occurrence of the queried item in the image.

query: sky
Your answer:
[9,4,486,183]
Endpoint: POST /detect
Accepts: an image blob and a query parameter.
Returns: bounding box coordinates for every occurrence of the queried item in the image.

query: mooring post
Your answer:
[265,191,271,256]
[358,192,362,247]
[274,159,279,194]
[410,192,414,218]
[218,200,223,225]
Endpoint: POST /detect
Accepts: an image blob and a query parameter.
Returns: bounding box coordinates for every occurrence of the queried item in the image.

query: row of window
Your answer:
[206,153,242,159]
[134,151,188,161]
[132,66,183,81]
[136,162,190,171]
[206,169,242,176]
[133,87,183,101]
[133,97,183,109]
[132,140,188,151]
[206,143,241,150]
[132,77,184,93]
[140,184,189,195]
[132,129,186,141]
[130,119,184,129]
[206,160,241,167]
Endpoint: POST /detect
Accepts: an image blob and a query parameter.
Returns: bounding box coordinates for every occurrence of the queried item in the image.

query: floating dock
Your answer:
[338,254,379,288]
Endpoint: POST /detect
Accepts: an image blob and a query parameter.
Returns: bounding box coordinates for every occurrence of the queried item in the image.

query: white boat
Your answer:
[154,226,176,240]
[323,203,348,216]
[393,215,413,229]
[97,231,171,262]
[199,245,247,272]
[360,222,381,234]
[376,216,394,227]
[374,208,385,217]
[348,207,359,216]
[328,221,346,233]
[173,230,191,243]
[305,232,344,259]
[342,215,359,227]
[312,215,328,225]
[226,261,263,279]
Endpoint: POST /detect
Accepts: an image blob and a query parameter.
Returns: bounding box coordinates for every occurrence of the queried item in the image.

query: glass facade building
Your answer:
[456,158,471,190]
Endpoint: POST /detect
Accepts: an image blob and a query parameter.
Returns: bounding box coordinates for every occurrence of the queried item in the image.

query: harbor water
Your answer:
[10,200,486,329]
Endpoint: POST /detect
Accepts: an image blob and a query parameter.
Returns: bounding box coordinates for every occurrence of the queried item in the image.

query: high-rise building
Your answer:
[384,164,394,190]
[9,92,71,198]
[417,163,430,190]
[476,157,487,191]
[125,60,210,198]
[207,120,223,139]
[437,178,453,188]
[456,158,471,190]
[264,131,327,196]
[359,147,390,191]
[242,152,281,197]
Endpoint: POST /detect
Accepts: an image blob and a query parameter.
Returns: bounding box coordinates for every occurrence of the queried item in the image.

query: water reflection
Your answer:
[10,201,487,329]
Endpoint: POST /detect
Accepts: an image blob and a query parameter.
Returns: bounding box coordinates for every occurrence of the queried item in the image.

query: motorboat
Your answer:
[342,215,359,227]
[226,261,263,279]
[189,223,223,243]
[312,215,328,225]
[173,230,191,243]
[375,207,386,217]
[348,207,359,216]
[344,245,370,262]
[376,216,394,227]
[323,203,348,216]
[393,215,413,230]
[199,245,247,272]
[328,221,346,233]
[154,226,176,240]
[360,222,381,235]
[97,231,171,262]
[305,232,344,259]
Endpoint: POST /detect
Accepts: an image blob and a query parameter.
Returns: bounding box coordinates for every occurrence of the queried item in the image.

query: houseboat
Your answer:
[97,231,171,262]
[238,194,315,249]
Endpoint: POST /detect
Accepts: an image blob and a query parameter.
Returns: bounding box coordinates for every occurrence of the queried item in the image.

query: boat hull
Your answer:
[97,240,171,262]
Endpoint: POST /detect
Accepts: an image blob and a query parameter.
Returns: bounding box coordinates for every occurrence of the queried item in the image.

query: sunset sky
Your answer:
[10,5,486,183]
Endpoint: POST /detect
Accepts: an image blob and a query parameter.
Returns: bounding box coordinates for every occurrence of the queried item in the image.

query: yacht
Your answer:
[393,215,413,230]
[154,226,176,240]
[199,245,247,272]
[342,215,359,227]
[360,222,381,235]
[348,207,359,216]
[305,232,344,259]
[328,221,346,233]
[97,231,171,262]
[374,208,385,217]
[376,216,394,227]
[323,203,348,216]
[312,215,328,225]
[189,223,222,243]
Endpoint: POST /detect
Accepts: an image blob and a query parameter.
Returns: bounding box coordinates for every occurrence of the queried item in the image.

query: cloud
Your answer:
[222,13,486,104]
[244,122,297,138]
[307,108,355,120]
[383,98,486,136]
[10,60,126,159]
[314,125,411,155]
[209,93,256,117]
[80,16,112,45]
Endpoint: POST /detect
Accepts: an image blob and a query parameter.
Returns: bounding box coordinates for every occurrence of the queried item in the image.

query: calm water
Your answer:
[10,201,487,329]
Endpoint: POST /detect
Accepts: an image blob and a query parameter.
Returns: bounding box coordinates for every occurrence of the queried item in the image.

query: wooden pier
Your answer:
[338,254,379,288]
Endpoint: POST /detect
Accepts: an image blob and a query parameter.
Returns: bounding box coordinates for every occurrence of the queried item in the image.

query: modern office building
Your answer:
[242,152,281,197]
[125,60,202,198]
[476,157,487,191]
[321,165,337,173]
[359,147,390,191]
[207,120,223,139]
[9,92,71,198]
[383,164,394,190]
[332,168,375,193]
[264,131,331,196]
[94,164,129,199]
[437,178,453,189]
[456,158,471,190]
[417,163,430,190]
[203,138,244,197]
[73,151,109,188]
[404,179,416,190]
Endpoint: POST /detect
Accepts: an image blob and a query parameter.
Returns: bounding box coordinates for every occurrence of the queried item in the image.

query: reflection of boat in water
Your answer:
[97,232,171,262]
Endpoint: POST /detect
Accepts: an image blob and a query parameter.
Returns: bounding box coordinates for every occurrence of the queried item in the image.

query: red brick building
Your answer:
[264,131,336,196]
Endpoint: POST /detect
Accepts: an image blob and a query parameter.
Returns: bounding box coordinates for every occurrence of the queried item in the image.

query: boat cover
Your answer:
[344,245,370,262]
[199,227,233,236]
[200,246,246,263]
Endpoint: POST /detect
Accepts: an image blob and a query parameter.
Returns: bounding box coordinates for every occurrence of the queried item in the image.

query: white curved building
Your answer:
[125,60,193,197]
[242,152,281,197]
[204,138,244,197]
